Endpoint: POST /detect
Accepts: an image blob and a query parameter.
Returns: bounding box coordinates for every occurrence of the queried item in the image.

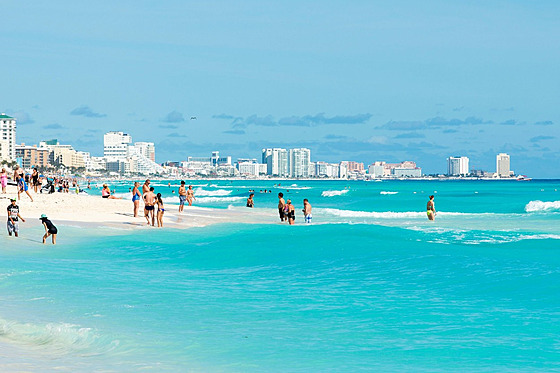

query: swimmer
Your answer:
[427,195,436,221]
[246,193,254,208]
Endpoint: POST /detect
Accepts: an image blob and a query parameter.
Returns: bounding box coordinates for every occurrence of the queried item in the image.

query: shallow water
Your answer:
[1,180,559,371]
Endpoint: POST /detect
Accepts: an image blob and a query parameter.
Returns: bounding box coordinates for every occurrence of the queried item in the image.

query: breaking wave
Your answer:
[196,196,246,203]
[0,317,119,357]
[321,190,349,197]
[193,188,233,196]
[525,200,560,212]
[380,191,398,195]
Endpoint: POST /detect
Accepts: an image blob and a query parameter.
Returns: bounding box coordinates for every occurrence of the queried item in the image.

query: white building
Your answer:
[393,167,422,178]
[104,131,132,159]
[134,142,155,162]
[368,161,385,178]
[288,148,311,178]
[0,113,16,161]
[339,161,348,179]
[262,148,288,177]
[496,153,511,177]
[447,156,470,176]
[238,162,260,177]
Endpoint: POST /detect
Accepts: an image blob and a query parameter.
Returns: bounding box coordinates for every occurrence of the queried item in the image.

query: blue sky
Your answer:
[1,0,559,177]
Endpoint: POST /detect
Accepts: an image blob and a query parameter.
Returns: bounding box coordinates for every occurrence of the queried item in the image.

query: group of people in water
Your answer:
[274,192,312,225]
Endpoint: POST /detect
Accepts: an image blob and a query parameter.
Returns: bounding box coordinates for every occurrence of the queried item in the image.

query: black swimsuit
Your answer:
[42,218,58,234]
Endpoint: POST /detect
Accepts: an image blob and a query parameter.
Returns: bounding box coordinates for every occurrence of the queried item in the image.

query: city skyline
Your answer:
[2,1,559,177]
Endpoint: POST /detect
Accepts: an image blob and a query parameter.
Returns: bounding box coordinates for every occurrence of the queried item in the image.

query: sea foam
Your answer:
[525,200,560,212]
[321,190,349,197]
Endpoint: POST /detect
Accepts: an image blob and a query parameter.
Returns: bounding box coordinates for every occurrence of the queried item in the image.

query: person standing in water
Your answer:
[7,198,25,237]
[186,185,195,206]
[178,181,187,212]
[427,195,436,221]
[40,214,57,244]
[285,199,295,225]
[132,182,142,217]
[303,199,312,223]
[278,192,286,222]
[246,193,254,208]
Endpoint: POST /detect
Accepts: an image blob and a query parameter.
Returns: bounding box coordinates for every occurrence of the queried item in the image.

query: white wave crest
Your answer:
[197,196,246,203]
[320,208,423,218]
[380,191,398,195]
[525,200,560,212]
[321,189,349,197]
[193,188,232,196]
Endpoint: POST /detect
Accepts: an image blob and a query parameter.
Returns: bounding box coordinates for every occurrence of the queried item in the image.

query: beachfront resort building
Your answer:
[496,153,512,177]
[288,148,311,178]
[447,156,470,176]
[103,131,163,175]
[0,113,16,161]
[262,148,288,177]
[366,161,422,178]
[15,143,50,169]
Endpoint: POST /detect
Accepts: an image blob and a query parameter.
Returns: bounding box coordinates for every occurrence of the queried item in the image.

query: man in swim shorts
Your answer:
[7,198,25,237]
[303,199,312,223]
[427,195,436,221]
[144,186,157,226]
[278,192,286,222]
[178,180,187,212]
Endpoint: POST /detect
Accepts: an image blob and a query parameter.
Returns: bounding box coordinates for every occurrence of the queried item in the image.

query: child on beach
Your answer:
[40,214,57,244]
[7,198,25,237]
[156,193,164,228]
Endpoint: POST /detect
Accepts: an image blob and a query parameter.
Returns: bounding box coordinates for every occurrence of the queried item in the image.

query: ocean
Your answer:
[1,179,559,372]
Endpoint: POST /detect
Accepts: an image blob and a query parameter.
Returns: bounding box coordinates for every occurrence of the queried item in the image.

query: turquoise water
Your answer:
[1,180,559,371]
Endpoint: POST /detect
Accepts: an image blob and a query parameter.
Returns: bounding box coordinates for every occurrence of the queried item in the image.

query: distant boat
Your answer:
[516,175,532,181]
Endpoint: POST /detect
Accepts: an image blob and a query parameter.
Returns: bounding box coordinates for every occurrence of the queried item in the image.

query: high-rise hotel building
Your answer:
[447,156,470,176]
[496,153,511,177]
[0,113,16,161]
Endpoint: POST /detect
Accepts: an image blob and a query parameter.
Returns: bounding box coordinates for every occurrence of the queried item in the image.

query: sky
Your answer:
[1,0,559,177]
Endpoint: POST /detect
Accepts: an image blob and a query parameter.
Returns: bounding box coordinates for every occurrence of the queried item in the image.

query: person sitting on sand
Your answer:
[102,184,122,199]
[246,193,254,208]
[144,186,157,226]
[156,193,164,228]
[40,214,57,245]
[186,185,195,206]
[285,199,295,225]
[132,182,142,217]
[427,195,436,221]
[7,198,25,237]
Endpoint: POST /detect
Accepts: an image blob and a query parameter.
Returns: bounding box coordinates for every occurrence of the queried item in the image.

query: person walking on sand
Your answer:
[40,214,57,244]
[303,199,312,224]
[144,186,157,226]
[186,185,195,206]
[17,173,33,202]
[132,182,142,217]
[285,199,295,225]
[7,198,25,237]
[427,195,436,221]
[156,193,165,228]
[0,168,7,194]
[178,181,187,212]
[246,193,254,208]
[278,192,286,222]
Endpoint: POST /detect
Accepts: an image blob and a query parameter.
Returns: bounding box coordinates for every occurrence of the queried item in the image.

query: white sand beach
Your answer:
[0,185,269,231]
